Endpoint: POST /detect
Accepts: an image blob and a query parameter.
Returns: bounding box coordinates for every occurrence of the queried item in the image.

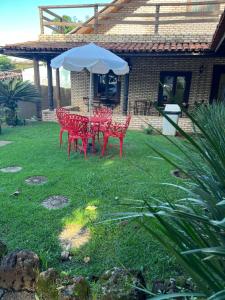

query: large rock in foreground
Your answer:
[0,250,40,291]
[0,290,36,300]
[100,267,146,300]
[59,276,90,300]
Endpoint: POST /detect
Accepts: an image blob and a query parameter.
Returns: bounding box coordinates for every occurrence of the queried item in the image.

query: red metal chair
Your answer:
[56,107,70,147]
[67,114,96,159]
[101,114,131,158]
[93,107,113,139]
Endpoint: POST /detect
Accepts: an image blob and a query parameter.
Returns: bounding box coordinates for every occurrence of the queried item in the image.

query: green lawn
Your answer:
[0,122,184,283]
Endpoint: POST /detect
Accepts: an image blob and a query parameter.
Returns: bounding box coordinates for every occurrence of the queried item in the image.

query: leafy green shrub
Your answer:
[114,104,225,299]
[0,79,40,126]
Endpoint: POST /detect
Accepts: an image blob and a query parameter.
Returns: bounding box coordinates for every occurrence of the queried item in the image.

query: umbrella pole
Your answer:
[89,72,93,118]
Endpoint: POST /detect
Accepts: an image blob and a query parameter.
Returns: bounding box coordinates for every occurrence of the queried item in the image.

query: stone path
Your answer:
[25,176,48,185]
[0,166,22,173]
[0,141,12,148]
[41,195,69,210]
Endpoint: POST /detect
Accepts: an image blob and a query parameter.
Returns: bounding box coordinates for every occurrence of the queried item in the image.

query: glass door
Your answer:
[210,65,225,103]
[158,71,192,106]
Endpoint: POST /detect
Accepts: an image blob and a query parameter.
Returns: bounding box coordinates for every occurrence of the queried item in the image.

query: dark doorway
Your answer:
[210,65,225,103]
[94,72,121,106]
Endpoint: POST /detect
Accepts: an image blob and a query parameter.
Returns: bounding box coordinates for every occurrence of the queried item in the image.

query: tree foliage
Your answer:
[0,56,15,71]
[53,15,81,34]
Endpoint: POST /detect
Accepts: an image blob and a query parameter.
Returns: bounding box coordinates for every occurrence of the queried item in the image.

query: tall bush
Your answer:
[0,79,40,126]
[115,104,225,299]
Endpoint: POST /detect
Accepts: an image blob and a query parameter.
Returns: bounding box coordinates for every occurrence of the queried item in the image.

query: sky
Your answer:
[0,0,111,45]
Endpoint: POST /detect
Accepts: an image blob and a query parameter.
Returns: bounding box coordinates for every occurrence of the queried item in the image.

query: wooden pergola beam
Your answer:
[39,1,225,9]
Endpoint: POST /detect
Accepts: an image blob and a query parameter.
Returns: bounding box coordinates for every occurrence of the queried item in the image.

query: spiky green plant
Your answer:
[111,104,225,299]
[0,79,40,126]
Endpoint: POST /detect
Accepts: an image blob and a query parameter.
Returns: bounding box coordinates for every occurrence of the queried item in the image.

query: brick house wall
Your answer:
[70,56,225,114]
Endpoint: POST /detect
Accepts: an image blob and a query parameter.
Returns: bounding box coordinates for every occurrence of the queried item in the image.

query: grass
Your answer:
[0,122,184,283]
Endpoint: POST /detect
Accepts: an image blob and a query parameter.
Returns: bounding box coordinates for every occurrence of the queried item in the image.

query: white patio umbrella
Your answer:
[51,43,129,115]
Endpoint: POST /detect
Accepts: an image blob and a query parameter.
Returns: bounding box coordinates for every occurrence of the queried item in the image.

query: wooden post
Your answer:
[47,60,54,110]
[33,58,42,120]
[123,73,130,115]
[39,8,44,34]
[155,5,160,34]
[94,5,99,33]
[55,68,61,107]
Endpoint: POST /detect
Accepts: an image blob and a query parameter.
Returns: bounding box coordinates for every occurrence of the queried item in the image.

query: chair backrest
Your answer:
[67,114,89,136]
[56,107,69,127]
[124,114,131,132]
[109,114,131,137]
[93,107,112,120]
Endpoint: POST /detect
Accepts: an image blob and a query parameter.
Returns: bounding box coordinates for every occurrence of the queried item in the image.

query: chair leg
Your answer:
[102,136,109,157]
[92,135,96,153]
[68,138,72,159]
[119,137,124,158]
[75,139,78,152]
[59,129,63,147]
[81,138,87,159]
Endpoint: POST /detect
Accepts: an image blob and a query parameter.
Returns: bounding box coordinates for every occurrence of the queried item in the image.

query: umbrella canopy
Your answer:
[50,43,129,75]
[51,43,129,116]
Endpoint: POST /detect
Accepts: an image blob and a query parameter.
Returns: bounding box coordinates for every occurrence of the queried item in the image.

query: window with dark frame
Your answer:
[158,71,192,106]
[94,72,121,103]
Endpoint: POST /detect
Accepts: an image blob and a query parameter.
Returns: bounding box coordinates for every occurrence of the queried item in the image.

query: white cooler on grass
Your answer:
[162,104,181,136]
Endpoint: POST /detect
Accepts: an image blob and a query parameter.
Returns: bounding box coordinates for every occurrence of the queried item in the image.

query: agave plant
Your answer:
[0,79,40,126]
[111,104,225,299]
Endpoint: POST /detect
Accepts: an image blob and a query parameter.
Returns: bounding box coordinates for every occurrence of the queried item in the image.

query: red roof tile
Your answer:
[2,41,211,54]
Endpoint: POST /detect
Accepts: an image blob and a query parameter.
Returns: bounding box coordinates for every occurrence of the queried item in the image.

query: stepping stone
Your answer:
[25,176,48,185]
[0,141,12,147]
[0,166,22,173]
[42,195,69,210]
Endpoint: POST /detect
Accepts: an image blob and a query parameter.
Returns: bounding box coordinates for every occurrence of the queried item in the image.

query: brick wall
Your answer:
[42,108,193,132]
[95,0,224,36]
[69,56,225,115]
[39,34,212,43]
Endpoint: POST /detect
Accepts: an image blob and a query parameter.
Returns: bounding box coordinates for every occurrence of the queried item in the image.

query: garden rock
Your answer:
[152,277,195,295]
[0,242,7,261]
[0,166,22,173]
[42,195,69,210]
[37,268,59,300]
[59,276,90,300]
[25,176,48,185]
[39,268,59,283]
[61,251,71,261]
[99,267,146,300]
[0,250,40,291]
[0,291,36,300]
[0,141,12,148]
